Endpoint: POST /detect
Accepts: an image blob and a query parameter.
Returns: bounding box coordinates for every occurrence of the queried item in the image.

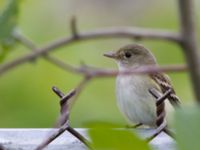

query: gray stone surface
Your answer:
[0,128,176,150]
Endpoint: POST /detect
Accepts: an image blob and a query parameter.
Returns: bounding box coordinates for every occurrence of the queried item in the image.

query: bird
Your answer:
[104,44,180,127]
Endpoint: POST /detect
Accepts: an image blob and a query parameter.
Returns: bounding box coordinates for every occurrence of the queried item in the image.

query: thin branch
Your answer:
[13,31,79,73]
[70,16,78,38]
[55,63,187,77]
[3,30,188,77]
[13,30,36,49]
[178,0,200,102]
[53,78,90,126]
[67,77,91,109]
[52,86,65,98]
[44,62,187,78]
[0,26,181,76]
[10,32,190,76]
[77,64,187,78]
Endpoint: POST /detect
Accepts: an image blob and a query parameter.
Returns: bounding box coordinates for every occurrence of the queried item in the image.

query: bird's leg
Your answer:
[147,88,173,142]
[126,123,143,128]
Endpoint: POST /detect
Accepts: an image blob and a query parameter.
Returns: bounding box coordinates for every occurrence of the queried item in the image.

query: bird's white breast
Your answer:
[116,75,157,126]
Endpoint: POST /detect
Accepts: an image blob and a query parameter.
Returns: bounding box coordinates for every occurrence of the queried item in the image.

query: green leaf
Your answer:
[0,0,19,61]
[175,106,200,150]
[88,123,150,150]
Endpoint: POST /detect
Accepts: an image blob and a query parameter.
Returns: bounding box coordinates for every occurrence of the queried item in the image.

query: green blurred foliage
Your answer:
[89,123,150,150]
[175,106,200,150]
[0,0,199,128]
[0,0,19,61]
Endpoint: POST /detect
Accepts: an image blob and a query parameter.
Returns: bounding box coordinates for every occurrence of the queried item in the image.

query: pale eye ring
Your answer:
[125,52,132,58]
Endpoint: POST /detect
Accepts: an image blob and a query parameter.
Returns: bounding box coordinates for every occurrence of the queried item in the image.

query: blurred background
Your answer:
[0,0,199,128]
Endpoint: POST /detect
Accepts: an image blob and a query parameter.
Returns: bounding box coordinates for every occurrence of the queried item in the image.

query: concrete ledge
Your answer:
[0,128,176,150]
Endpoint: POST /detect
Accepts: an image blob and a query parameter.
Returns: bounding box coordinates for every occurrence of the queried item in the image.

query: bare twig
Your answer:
[13,31,79,73]
[3,32,189,77]
[49,63,186,80]
[70,16,78,38]
[0,26,181,76]
[67,77,92,110]
[50,63,187,78]
[3,31,190,80]
[178,0,200,102]
[13,30,36,49]
[12,31,190,76]
[77,64,187,78]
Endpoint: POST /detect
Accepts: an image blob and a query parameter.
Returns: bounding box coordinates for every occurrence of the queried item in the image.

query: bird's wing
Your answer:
[150,73,181,108]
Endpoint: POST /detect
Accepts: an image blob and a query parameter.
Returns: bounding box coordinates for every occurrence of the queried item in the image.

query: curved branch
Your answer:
[0,26,181,76]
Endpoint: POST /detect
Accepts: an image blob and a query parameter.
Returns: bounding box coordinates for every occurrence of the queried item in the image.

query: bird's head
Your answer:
[104,44,157,70]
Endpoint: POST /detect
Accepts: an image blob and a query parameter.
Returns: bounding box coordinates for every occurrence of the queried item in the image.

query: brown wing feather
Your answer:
[150,73,181,107]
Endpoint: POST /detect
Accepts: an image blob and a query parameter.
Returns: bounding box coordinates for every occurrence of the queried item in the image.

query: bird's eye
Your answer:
[125,52,132,58]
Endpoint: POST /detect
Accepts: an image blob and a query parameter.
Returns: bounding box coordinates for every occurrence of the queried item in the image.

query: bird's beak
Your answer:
[103,51,117,59]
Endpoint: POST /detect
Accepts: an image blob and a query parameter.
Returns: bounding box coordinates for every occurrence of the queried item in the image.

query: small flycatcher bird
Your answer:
[104,44,180,127]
